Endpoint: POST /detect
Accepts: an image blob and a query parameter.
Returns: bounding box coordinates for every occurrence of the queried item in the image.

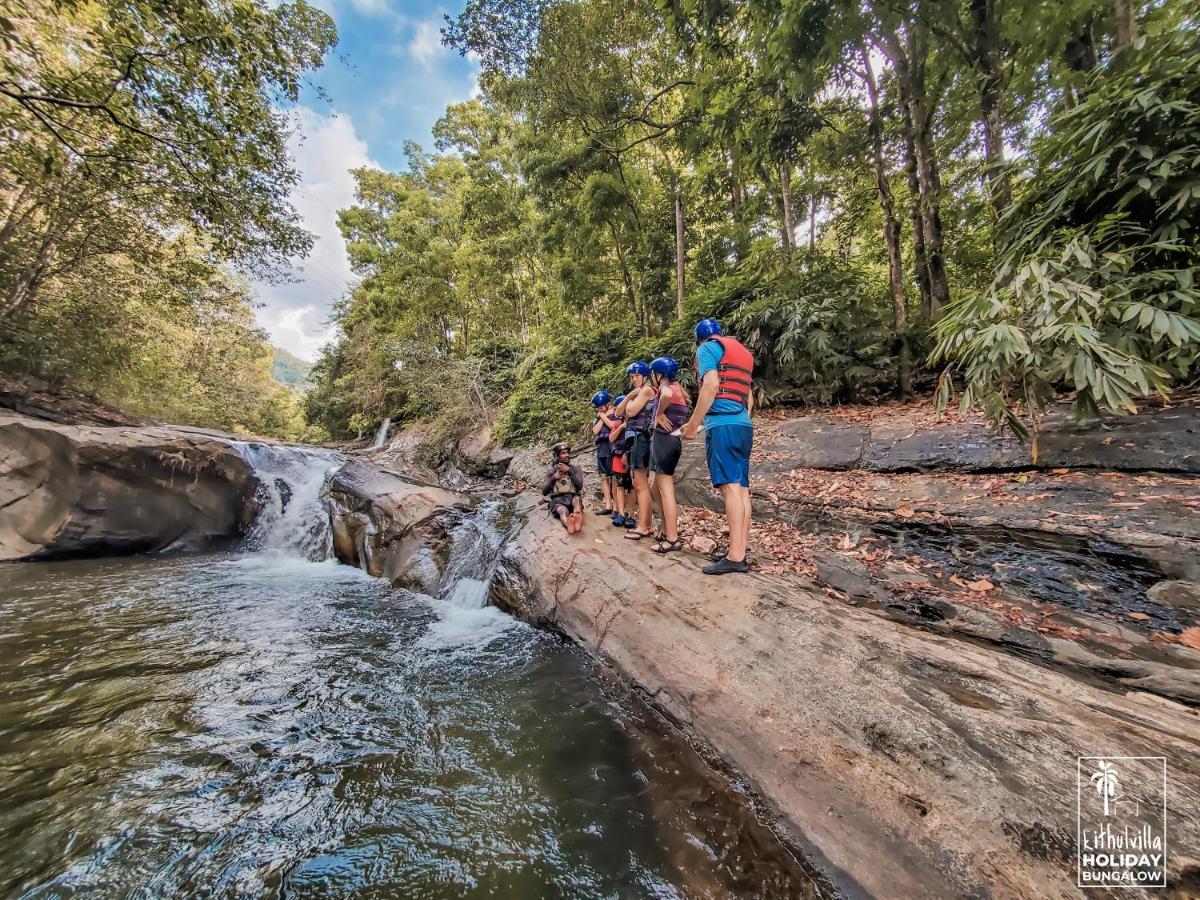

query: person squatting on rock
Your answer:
[543,442,584,534]
[617,362,657,541]
[606,395,634,527]
[591,391,618,516]
[646,355,690,554]
[680,318,754,576]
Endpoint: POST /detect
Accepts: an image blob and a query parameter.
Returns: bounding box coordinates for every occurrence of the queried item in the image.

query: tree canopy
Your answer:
[309,0,1198,444]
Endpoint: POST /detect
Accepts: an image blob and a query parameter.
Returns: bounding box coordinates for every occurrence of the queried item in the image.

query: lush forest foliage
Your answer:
[306,0,1199,448]
[0,0,335,437]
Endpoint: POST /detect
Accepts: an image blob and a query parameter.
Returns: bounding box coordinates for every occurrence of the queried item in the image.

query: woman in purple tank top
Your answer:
[647,356,691,554]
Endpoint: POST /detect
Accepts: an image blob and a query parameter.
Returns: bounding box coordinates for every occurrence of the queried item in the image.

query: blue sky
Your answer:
[254,0,479,360]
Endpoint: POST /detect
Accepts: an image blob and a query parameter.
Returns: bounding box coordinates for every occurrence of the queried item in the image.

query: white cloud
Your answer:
[252,106,378,361]
[308,0,392,16]
[407,17,445,70]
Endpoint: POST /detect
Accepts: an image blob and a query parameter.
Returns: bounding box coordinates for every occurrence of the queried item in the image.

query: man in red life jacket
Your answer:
[679,318,753,575]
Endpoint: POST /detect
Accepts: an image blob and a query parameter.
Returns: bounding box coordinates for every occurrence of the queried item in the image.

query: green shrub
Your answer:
[934,24,1200,438]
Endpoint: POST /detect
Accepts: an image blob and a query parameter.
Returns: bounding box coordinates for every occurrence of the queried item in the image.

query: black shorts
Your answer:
[650,432,682,476]
[617,472,633,490]
[596,453,613,477]
[629,431,652,471]
[547,493,578,517]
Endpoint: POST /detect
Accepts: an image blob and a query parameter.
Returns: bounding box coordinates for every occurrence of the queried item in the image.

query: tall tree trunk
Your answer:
[778,162,796,252]
[808,196,816,251]
[970,0,1011,235]
[730,153,749,262]
[860,45,912,398]
[890,39,949,319]
[1113,0,1137,48]
[674,184,686,316]
[903,123,932,319]
[610,222,643,334]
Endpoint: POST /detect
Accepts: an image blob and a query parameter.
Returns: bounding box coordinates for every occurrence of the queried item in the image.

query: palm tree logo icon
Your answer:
[1091,760,1121,817]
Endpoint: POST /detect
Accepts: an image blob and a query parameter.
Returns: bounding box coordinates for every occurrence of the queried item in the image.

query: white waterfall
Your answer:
[236,443,345,561]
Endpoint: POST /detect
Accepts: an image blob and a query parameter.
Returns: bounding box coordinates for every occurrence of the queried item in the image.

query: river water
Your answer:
[0,447,817,898]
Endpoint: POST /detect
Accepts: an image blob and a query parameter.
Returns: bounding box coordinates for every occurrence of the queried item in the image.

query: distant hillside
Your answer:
[271,346,313,392]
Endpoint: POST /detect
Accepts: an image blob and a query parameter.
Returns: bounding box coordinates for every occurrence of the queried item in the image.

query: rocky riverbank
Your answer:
[491,494,1200,898]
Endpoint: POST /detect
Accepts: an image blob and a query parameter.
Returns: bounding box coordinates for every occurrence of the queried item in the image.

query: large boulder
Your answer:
[0,413,260,560]
[755,402,1200,475]
[492,499,1200,898]
[325,457,468,588]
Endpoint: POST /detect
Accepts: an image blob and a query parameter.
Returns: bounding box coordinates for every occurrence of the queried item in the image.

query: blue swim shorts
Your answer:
[705,425,752,488]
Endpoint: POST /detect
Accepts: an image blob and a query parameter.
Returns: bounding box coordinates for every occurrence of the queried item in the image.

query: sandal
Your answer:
[624,530,653,540]
[651,538,683,554]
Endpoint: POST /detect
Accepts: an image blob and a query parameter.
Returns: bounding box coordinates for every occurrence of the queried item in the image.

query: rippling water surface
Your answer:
[0,547,815,898]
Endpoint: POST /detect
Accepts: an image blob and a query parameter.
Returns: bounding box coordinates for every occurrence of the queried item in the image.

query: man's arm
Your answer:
[542,468,557,495]
[569,465,584,492]
[687,371,719,426]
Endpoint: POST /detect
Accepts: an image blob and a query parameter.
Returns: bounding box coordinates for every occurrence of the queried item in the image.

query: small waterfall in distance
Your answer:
[236,442,345,561]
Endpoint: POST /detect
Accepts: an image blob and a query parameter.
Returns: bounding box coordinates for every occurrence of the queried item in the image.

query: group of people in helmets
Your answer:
[542,317,754,576]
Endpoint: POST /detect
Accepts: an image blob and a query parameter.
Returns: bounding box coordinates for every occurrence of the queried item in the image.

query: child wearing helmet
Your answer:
[617,361,657,541]
[647,355,691,553]
[543,442,584,534]
[607,395,633,527]
[591,390,618,515]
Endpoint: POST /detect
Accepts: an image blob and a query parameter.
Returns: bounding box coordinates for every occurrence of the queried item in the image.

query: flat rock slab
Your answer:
[0,413,260,560]
[494,501,1200,898]
[755,402,1200,474]
[676,440,1200,579]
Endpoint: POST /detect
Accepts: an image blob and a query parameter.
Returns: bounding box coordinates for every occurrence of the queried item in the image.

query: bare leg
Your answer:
[740,485,752,553]
[555,506,570,530]
[720,483,748,562]
[657,475,678,542]
[633,469,653,533]
[600,474,613,510]
[613,483,626,517]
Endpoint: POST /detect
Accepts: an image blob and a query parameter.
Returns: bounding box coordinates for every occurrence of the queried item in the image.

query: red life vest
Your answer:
[696,335,754,408]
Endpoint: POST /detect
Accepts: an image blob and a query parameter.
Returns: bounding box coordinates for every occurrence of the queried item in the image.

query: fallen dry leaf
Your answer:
[1179,627,1200,651]
[894,505,916,518]
[966,579,996,593]
[1127,612,1150,622]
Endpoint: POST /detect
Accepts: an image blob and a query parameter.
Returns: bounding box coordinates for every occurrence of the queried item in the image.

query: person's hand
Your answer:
[680,421,700,441]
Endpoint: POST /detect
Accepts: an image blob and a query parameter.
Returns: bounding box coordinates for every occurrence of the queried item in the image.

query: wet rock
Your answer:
[495,498,1200,898]
[325,457,467,583]
[813,552,886,602]
[0,413,260,560]
[1148,580,1200,613]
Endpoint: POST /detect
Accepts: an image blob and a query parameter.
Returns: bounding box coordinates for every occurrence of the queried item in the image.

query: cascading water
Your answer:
[235,442,344,560]
[422,500,522,651]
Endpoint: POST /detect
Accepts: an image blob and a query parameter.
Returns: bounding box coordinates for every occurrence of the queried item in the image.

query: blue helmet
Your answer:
[650,356,679,380]
[626,361,651,378]
[614,394,626,406]
[695,318,723,343]
[591,390,612,407]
